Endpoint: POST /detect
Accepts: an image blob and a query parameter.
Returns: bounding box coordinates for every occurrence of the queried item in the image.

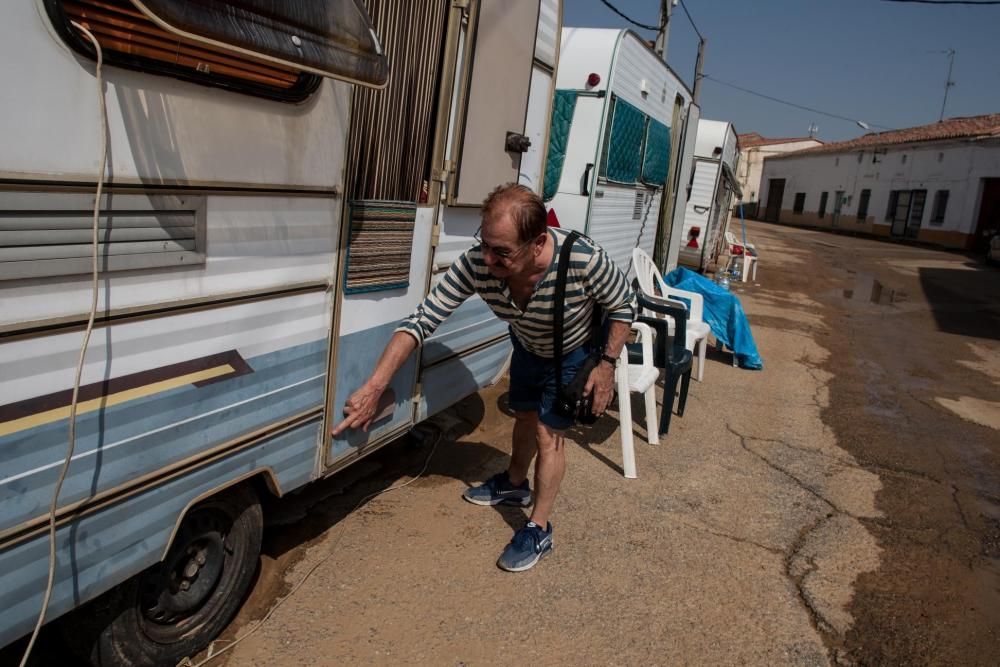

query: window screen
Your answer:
[600,97,645,184]
[641,119,671,185]
[0,192,205,281]
[543,90,578,202]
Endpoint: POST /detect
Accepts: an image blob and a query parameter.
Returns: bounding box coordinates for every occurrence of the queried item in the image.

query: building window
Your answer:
[818,192,828,218]
[835,157,840,167]
[793,192,806,214]
[857,152,863,163]
[44,0,388,102]
[938,152,944,163]
[885,190,899,221]
[931,190,949,224]
[857,189,871,223]
[901,154,908,164]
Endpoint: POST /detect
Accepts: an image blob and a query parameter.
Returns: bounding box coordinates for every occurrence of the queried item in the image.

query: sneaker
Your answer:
[497,521,553,572]
[462,471,531,507]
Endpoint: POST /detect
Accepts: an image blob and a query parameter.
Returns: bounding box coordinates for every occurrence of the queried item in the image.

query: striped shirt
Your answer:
[397,227,635,358]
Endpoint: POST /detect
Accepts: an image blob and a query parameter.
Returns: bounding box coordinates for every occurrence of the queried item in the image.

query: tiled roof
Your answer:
[737,133,822,148]
[768,113,1000,158]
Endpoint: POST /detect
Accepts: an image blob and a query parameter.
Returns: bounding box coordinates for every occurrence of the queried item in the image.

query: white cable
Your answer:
[177,427,443,667]
[19,21,106,667]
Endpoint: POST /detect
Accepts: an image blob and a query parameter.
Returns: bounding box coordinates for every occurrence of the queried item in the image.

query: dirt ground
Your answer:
[5,220,999,665]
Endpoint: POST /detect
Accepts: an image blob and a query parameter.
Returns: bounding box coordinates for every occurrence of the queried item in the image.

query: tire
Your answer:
[70,484,262,667]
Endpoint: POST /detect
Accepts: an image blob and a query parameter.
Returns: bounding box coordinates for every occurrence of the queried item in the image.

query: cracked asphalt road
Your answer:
[193,219,997,666]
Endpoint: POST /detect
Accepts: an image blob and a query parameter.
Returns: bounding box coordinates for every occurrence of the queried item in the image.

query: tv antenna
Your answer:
[937,49,955,122]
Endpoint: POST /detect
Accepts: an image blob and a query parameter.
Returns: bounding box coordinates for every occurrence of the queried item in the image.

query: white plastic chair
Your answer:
[724,231,758,283]
[632,249,711,382]
[617,321,660,479]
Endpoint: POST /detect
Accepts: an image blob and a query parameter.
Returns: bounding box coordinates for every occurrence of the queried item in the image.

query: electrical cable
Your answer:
[677,0,704,41]
[699,74,895,131]
[177,426,444,667]
[598,0,665,31]
[18,21,107,667]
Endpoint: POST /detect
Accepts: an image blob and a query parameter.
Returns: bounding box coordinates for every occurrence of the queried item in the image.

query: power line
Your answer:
[882,0,1000,5]
[598,0,664,31]
[700,74,894,131]
[677,0,704,40]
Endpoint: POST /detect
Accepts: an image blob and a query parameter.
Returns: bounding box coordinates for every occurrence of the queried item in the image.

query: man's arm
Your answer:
[584,319,631,416]
[330,331,417,436]
[330,252,480,436]
[578,241,636,416]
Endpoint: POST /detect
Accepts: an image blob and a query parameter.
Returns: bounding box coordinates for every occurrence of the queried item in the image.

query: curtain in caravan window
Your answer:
[641,118,671,185]
[345,0,448,201]
[131,0,389,87]
[602,98,645,184]
[543,91,578,202]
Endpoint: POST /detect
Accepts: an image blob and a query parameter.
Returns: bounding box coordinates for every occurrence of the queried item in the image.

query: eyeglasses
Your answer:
[473,227,536,263]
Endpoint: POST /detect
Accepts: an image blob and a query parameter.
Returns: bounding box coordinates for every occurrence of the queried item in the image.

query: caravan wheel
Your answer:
[72,484,262,667]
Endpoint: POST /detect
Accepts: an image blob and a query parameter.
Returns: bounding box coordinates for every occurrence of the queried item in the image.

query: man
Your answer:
[331,183,635,572]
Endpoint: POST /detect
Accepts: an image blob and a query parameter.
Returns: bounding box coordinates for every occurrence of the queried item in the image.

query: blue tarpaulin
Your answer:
[662,267,763,370]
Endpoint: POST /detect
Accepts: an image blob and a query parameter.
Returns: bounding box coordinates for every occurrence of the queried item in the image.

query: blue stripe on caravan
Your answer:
[0,420,320,650]
[0,339,326,533]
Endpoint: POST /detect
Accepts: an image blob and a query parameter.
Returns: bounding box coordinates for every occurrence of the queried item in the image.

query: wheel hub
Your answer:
[139,509,229,635]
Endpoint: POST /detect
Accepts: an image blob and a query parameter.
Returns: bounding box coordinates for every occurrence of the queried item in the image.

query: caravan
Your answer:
[0,0,561,663]
[677,119,742,272]
[541,28,699,279]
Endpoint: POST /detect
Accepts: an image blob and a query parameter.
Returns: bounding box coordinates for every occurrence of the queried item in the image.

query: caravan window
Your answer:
[543,91,579,201]
[640,118,671,185]
[45,0,388,102]
[599,96,645,184]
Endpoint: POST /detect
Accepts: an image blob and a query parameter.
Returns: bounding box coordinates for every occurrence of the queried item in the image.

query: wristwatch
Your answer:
[600,352,617,366]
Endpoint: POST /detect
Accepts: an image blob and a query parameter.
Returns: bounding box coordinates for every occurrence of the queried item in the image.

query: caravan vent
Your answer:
[47,0,319,101]
[343,202,415,294]
[0,192,205,281]
[633,191,645,220]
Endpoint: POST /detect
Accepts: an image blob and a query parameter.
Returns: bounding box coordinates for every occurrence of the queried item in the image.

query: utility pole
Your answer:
[692,37,706,103]
[938,48,955,122]
[654,0,673,60]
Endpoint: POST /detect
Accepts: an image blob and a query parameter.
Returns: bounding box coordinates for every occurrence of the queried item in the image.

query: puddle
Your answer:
[842,273,905,305]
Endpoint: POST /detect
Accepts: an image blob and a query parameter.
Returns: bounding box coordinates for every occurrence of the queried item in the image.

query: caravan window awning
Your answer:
[130,0,389,88]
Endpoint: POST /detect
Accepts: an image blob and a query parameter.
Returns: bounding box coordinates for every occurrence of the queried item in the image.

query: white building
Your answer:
[759,114,1000,250]
[736,133,823,216]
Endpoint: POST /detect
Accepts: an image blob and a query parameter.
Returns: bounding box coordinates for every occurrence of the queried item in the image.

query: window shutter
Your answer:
[0,192,205,281]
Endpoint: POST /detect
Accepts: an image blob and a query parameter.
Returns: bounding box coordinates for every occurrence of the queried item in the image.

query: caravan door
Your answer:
[417,0,549,420]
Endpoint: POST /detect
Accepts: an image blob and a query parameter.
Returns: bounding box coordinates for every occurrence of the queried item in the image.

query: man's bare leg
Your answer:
[507,410,539,486]
[528,422,564,528]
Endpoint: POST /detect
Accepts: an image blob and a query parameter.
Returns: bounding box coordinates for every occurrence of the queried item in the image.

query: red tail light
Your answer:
[547,208,560,228]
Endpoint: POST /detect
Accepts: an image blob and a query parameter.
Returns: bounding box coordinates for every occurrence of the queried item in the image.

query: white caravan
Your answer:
[0,0,561,663]
[542,28,699,278]
[678,119,742,271]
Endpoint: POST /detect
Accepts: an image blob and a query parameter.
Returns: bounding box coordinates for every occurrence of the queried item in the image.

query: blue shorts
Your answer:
[508,332,592,431]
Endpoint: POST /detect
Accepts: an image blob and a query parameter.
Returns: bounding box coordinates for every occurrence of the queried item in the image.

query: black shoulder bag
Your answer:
[552,231,608,425]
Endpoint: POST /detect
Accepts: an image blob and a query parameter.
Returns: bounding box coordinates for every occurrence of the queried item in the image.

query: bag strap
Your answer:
[553,230,582,398]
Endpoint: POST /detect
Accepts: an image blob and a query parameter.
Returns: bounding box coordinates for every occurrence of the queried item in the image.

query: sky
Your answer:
[563,0,1000,143]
